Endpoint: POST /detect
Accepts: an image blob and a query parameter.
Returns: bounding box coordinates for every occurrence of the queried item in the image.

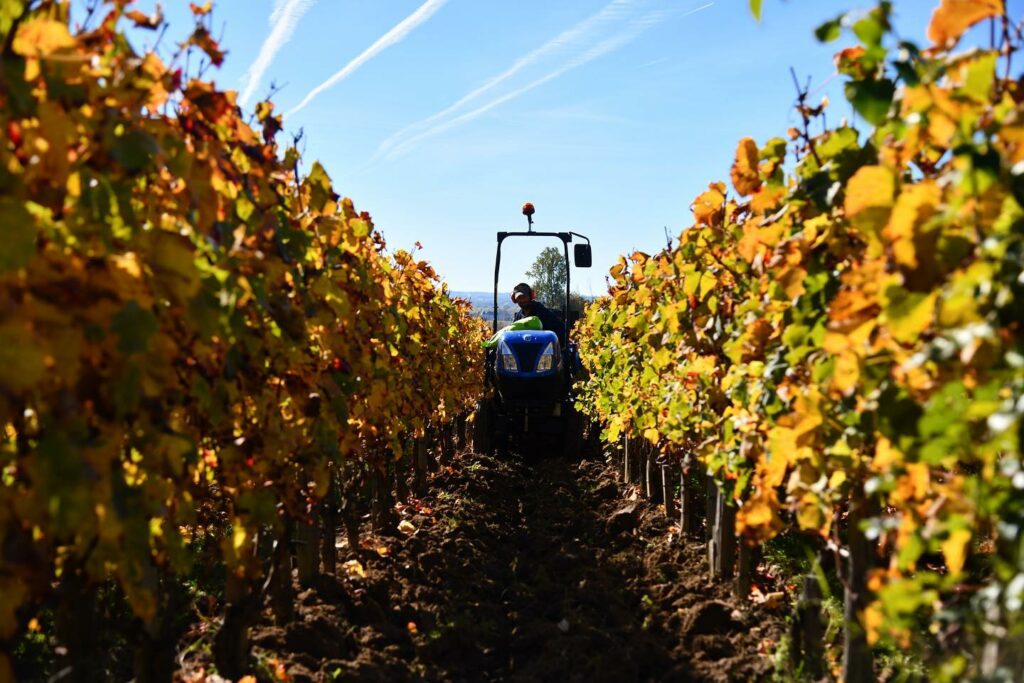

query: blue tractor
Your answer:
[474,203,593,458]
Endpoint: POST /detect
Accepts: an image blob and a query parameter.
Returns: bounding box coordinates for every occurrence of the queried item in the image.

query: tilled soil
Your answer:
[207,451,784,682]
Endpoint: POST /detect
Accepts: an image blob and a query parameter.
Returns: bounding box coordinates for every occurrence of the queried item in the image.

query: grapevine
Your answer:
[0,1,484,678]
[577,1,1024,677]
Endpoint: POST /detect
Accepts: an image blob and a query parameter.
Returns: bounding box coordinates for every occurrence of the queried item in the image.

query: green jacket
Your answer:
[481,316,542,348]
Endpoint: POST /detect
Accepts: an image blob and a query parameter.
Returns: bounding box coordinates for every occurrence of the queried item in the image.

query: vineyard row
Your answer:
[576,2,1024,680]
[0,3,486,680]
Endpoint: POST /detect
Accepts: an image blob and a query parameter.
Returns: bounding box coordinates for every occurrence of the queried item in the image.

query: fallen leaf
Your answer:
[342,559,366,579]
[752,590,786,610]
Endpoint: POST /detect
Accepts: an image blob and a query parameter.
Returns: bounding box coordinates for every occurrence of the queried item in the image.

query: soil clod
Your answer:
[197,451,782,682]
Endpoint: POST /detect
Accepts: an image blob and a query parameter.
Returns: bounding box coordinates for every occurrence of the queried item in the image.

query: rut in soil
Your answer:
[223,451,781,682]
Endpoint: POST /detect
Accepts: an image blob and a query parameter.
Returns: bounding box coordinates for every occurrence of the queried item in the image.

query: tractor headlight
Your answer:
[499,339,518,373]
[536,341,555,372]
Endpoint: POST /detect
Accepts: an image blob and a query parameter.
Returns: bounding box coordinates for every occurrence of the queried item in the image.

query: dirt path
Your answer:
[230,452,782,682]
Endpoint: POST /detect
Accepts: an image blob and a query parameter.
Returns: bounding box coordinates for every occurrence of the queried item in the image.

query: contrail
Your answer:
[285,0,450,118]
[380,2,714,160]
[377,0,637,156]
[239,0,317,108]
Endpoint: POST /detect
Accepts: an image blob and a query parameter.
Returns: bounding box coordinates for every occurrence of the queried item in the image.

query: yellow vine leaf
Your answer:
[872,437,904,473]
[730,137,761,196]
[927,0,1003,46]
[941,528,972,575]
[832,350,860,396]
[862,602,884,646]
[691,182,727,227]
[845,165,896,242]
[907,462,931,501]
[232,524,248,552]
[767,427,801,477]
[884,181,941,270]
[736,492,782,541]
[883,286,937,344]
[12,18,76,57]
[796,492,831,537]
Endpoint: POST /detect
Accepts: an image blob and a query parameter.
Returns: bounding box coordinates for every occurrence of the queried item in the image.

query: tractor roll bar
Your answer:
[493,230,574,344]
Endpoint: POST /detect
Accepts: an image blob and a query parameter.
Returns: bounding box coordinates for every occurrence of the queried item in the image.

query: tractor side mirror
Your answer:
[574,243,592,268]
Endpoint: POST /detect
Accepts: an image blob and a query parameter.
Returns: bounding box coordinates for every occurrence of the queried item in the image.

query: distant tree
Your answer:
[525,247,585,313]
[525,247,567,308]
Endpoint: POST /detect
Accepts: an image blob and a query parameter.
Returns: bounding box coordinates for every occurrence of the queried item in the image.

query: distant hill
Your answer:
[450,291,497,308]
[450,290,592,328]
[450,291,517,324]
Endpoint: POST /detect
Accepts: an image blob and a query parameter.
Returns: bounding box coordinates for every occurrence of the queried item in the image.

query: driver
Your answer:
[511,283,564,344]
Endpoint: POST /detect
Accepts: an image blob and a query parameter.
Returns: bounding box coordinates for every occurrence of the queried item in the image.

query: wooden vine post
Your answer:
[621,436,630,484]
[645,444,659,501]
[267,523,295,624]
[679,462,700,537]
[842,495,873,683]
[456,413,468,450]
[371,463,396,533]
[413,437,428,495]
[735,541,754,600]
[395,445,411,502]
[661,459,677,520]
[791,574,825,678]
[321,491,340,577]
[212,572,259,680]
[711,483,737,579]
[54,570,100,683]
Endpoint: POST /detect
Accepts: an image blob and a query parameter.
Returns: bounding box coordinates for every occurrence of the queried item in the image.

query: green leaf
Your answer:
[853,2,890,48]
[306,161,336,212]
[111,301,158,355]
[845,78,895,126]
[853,14,884,48]
[0,198,36,273]
[0,0,26,39]
[816,126,859,160]
[0,322,45,392]
[236,195,255,222]
[749,0,762,21]
[882,285,935,344]
[111,130,159,172]
[961,52,998,103]
[815,16,843,42]
[760,137,788,164]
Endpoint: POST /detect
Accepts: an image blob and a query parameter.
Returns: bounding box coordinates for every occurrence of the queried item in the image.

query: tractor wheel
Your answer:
[473,399,495,456]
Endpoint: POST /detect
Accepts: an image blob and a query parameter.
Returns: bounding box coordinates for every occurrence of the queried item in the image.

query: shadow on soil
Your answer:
[223,451,784,682]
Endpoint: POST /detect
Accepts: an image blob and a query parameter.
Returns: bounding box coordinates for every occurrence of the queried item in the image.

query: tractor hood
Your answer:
[495,329,561,377]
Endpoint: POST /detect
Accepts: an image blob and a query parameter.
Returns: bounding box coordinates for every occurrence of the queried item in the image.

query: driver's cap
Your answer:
[512,282,532,303]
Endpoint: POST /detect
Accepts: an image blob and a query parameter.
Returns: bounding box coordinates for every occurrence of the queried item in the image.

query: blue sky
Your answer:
[123,0,1018,294]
